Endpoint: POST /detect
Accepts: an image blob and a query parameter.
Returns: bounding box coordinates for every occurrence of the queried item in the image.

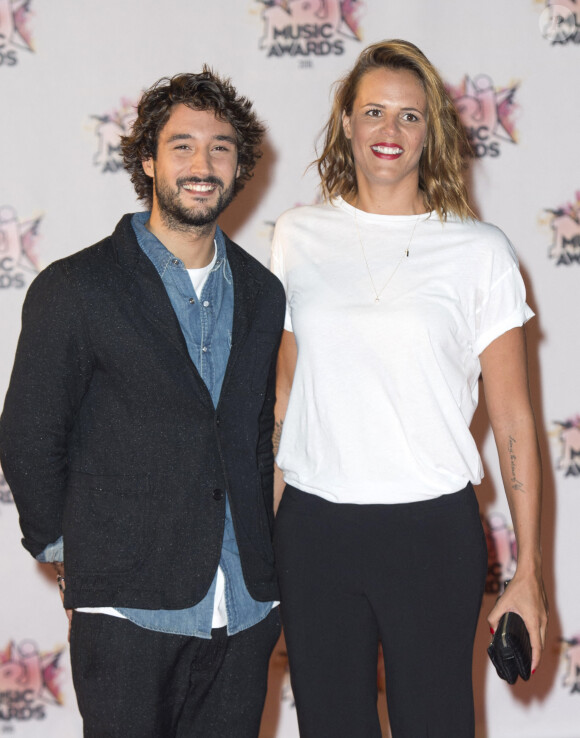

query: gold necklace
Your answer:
[354,206,420,304]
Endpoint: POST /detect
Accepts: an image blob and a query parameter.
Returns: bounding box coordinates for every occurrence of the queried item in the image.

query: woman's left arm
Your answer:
[480,325,549,673]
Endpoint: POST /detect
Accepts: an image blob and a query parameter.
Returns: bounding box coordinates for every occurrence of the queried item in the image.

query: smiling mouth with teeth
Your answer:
[371,145,403,155]
[182,183,216,192]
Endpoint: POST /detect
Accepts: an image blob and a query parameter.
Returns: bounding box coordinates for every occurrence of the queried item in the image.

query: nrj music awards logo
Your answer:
[551,415,580,477]
[448,75,519,158]
[539,1,580,44]
[0,0,34,66]
[91,98,138,173]
[483,512,517,595]
[544,192,580,266]
[0,206,41,289]
[256,0,363,60]
[0,640,65,722]
[560,635,580,694]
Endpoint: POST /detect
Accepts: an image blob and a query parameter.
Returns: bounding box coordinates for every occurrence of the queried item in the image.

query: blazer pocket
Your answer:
[63,471,150,576]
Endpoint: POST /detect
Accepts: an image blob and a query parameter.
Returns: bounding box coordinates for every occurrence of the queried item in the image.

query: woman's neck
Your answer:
[349,183,428,216]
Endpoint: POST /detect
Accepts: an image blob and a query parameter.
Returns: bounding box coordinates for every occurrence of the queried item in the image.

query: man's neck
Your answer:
[146,210,217,269]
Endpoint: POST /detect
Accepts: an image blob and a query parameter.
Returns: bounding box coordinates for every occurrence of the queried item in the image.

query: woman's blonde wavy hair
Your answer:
[315,39,474,221]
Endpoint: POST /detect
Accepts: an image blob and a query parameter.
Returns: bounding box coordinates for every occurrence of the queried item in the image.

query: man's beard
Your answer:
[154,175,236,231]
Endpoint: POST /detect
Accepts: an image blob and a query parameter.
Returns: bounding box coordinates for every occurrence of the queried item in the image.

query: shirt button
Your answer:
[203,300,210,307]
[212,489,224,501]
[202,346,208,353]
[189,298,195,304]
[172,259,179,266]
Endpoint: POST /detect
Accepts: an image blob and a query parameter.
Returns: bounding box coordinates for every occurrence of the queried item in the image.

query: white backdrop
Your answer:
[1,1,579,736]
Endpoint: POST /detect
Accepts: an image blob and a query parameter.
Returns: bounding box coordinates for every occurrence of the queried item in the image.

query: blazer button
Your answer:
[212,489,224,501]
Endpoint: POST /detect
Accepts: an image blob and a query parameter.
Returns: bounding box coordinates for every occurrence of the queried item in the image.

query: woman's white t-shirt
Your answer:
[271,197,533,505]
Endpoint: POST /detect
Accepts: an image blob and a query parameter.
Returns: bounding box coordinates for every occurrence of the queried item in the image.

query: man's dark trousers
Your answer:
[71,609,281,737]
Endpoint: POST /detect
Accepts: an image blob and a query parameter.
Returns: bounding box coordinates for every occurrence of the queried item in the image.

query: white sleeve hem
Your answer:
[475,304,535,356]
[284,311,293,332]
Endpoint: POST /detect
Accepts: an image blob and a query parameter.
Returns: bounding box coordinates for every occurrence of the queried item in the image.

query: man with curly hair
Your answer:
[0,69,284,737]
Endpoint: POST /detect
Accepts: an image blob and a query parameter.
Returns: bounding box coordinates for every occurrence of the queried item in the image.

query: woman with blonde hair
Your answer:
[271,39,548,737]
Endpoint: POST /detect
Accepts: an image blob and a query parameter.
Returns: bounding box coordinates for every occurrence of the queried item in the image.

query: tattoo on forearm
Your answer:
[508,435,525,493]
[273,419,284,456]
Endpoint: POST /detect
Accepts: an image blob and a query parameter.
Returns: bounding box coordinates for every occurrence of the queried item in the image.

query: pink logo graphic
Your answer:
[0,205,41,289]
[0,640,65,721]
[92,99,138,173]
[0,0,34,66]
[540,1,580,44]
[483,512,517,595]
[545,192,580,266]
[448,75,519,158]
[257,0,363,60]
[552,416,580,477]
[560,636,580,693]
[0,467,12,504]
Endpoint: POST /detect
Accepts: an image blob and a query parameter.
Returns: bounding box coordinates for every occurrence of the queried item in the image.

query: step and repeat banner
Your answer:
[1,1,578,736]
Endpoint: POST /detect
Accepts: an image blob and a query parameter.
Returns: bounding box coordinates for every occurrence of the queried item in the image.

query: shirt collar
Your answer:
[131,211,227,278]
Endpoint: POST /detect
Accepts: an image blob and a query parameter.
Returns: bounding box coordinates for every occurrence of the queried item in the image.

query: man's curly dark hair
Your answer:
[121,68,266,209]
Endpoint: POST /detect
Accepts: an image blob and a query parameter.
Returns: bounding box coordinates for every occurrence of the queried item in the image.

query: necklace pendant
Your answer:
[355,207,422,308]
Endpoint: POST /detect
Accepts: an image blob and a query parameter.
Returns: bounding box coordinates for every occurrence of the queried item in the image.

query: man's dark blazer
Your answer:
[0,214,285,610]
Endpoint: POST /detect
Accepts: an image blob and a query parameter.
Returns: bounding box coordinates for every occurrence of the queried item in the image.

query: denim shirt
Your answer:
[38,212,274,639]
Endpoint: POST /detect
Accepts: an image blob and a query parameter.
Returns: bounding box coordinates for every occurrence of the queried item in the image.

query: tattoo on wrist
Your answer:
[273,419,284,455]
[508,435,525,493]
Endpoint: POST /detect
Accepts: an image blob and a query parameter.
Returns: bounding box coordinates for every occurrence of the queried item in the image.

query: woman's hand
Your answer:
[53,561,73,642]
[487,570,548,673]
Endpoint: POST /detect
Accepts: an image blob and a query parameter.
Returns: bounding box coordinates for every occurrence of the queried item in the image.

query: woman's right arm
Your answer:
[273,329,297,511]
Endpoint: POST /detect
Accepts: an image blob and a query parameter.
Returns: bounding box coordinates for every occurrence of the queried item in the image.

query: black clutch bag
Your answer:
[487,611,532,684]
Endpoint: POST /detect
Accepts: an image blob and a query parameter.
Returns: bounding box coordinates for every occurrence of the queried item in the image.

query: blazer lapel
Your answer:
[130,250,191,359]
[112,215,188,360]
[131,255,215,409]
[112,216,213,407]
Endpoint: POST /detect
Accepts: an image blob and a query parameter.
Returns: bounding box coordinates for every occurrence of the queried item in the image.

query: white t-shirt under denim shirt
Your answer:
[270,197,534,505]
